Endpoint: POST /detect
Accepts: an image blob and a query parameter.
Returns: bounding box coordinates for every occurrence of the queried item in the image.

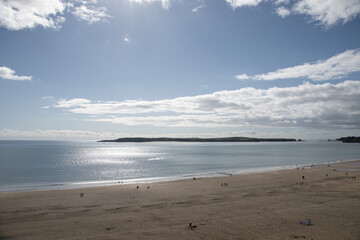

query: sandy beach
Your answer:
[1,160,360,240]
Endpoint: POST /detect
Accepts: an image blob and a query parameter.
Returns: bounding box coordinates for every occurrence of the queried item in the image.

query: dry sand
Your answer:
[1,161,360,240]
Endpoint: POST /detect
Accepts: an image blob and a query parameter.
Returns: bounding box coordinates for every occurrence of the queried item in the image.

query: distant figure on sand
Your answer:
[80,193,84,197]
[300,218,312,226]
[137,186,139,189]
[147,186,150,189]
[189,222,196,230]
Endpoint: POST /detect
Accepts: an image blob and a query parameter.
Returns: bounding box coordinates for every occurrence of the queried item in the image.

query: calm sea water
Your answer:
[0,140,359,192]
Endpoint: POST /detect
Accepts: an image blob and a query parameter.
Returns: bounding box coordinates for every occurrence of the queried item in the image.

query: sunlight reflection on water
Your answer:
[1,141,360,192]
[58,145,158,167]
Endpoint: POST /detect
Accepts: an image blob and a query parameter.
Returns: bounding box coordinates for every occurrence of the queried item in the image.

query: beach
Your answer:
[1,160,360,240]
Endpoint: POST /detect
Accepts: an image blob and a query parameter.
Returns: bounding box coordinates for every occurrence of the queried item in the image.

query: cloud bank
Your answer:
[0,0,65,30]
[226,0,360,28]
[1,0,359,30]
[293,0,360,28]
[127,0,360,27]
[0,0,110,30]
[0,129,120,140]
[0,66,32,81]
[51,81,360,131]
[236,49,360,81]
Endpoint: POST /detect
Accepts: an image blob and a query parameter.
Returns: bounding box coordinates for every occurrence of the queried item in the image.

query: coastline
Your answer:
[1,160,360,239]
[0,165,293,193]
[1,158,356,193]
[97,137,298,143]
[1,158,358,193]
[2,140,360,194]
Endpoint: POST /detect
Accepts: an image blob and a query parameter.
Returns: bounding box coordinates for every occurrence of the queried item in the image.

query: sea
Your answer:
[0,140,359,192]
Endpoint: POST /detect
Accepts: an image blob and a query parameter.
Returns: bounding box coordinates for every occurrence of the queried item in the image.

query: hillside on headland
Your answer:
[98,137,298,143]
[336,136,360,143]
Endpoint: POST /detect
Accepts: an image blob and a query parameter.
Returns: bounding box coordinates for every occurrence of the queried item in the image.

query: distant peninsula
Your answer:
[98,137,298,143]
[336,136,360,143]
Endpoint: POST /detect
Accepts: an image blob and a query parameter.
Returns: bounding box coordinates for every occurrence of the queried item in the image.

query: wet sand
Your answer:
[1,160,360,239]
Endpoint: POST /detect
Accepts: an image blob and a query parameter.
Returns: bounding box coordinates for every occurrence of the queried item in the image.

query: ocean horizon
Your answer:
[1,140,359,192]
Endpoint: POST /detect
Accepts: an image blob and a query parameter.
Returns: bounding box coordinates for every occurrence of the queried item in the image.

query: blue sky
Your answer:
[1,0,360,140]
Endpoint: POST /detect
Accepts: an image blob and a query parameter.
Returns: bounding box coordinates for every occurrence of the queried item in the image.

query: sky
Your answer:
[0,0,360,140]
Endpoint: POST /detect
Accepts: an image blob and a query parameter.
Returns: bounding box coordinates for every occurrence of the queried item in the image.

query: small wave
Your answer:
[335,168,360,172]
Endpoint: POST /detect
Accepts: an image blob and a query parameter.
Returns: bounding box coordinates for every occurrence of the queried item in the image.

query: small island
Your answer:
[98,137,297,143]
[336,136,360,143]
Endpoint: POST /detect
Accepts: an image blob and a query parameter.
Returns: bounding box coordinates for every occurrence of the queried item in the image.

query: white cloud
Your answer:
[0,128,286,140]
[274,0,289,5]
[234,73,250,80]
[225,0,263,8]
[0,66,32,81]
[123,33,131,42]
[72,4,110,24]
[236,49,360,81]
[225,0,360,28]
[0,128,121,140]
[192,3,205,13]
[0,0,110,30]
[276,6,290,18]
[0,0,65,30]
[57,98,91,108]
[293,0,360,28]
[129,0,171,9]
[51,81,360,131]
[42,96,55,100]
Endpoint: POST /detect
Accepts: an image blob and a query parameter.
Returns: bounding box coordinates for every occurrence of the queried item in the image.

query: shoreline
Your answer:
[1,160,360,239]
[97,136,298,143]
[2,158,358,193]
[0,165,290,193]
